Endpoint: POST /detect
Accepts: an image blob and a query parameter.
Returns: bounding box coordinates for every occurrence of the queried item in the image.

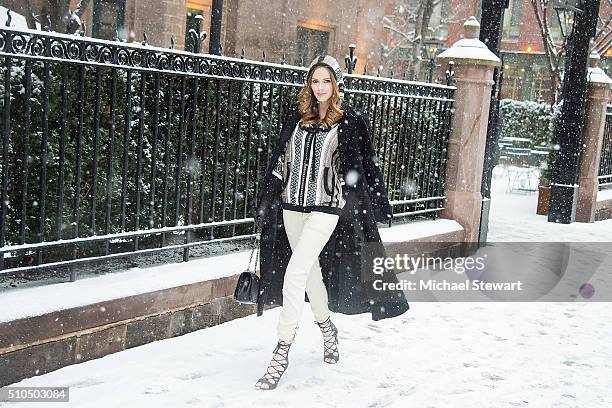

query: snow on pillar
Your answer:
[436,16,501,242]
[576,51,612,223]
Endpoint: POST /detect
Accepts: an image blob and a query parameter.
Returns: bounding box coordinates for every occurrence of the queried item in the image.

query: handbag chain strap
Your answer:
[245,232,261,276]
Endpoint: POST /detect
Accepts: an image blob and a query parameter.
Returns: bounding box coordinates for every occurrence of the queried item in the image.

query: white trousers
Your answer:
[277,209,340,343]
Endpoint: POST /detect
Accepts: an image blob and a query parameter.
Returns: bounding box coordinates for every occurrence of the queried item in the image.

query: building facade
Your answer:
[64,0,391,73]
[446,0,612,103]
[2,0,608,101]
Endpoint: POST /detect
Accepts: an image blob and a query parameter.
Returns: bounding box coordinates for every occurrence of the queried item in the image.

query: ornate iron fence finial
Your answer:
[187,28,199,52]
[5,9,11,27]
[345,44,357,74]
[445,61,455,86]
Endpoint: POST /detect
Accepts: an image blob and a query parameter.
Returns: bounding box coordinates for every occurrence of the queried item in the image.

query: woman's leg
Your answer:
[282,209,305,249]
[254,209,304,391]
[278,209,306,342]
[285,209,333,323]
[277,210,339,343]
[305,258,331,322]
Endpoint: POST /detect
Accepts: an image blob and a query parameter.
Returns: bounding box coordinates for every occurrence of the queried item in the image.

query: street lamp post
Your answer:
[423,39,442,82]
[548,0,601,224]
[427,56,436,83]
[554,0,582,37]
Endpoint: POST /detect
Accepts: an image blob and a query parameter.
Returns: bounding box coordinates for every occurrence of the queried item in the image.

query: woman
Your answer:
[253,55,409,390]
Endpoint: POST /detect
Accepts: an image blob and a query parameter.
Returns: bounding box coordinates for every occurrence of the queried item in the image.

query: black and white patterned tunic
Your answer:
[272,121,346,215]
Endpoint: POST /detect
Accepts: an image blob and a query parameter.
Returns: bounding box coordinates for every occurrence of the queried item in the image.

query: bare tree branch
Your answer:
[529,0,562,104]
[14,0,38,29]
[12,0,85,33]
[382,0,467,80]
[383,16,417,43]
[73,0,91,18]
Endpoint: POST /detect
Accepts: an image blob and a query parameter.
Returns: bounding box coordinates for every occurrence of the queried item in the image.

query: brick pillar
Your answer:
[436,17,501,242]
[576,51,612,223]
[127,0,187,50]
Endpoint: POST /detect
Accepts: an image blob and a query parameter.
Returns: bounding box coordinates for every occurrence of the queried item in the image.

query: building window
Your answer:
[500,64,524,100]
[502,0,522,40]
[530,75,551,102]
[296,26,330,66]
[528,64,553,103]
[93,0,125,40]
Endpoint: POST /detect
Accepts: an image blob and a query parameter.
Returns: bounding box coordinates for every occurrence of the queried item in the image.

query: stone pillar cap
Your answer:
[437,16,501,67]
[587,50,612,86]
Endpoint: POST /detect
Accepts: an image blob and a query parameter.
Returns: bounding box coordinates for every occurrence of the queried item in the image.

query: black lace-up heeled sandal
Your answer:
[254,340,292,390]
[254,326,297,391]
[315,316,339,364]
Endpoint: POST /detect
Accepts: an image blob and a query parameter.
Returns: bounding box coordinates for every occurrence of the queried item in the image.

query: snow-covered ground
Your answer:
[488,165,612,241]
[4,302,610,408]
[3,165,612,407]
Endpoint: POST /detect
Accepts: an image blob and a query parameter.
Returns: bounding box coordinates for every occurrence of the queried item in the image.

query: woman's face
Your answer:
[310,66,333,104]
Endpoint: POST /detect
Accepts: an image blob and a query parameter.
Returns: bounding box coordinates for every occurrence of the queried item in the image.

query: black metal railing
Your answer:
[343,77,454,219]
[0,25,455,277]
[598,105,612,190]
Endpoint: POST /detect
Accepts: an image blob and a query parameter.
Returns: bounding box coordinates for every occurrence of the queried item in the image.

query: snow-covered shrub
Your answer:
[499,99,560,148]
[499,99,561,186]
[0,57,300,253]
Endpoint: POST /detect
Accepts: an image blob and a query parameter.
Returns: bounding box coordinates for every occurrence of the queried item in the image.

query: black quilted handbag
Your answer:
[233,234,260,304]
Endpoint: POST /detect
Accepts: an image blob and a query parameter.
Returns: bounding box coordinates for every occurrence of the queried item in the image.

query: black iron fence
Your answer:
[598,105,612,190]
[345,79,455,218]
[0,25,455,277]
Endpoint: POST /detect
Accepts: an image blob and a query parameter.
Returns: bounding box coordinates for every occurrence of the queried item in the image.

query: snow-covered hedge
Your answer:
[499,99,562,185]
[499,99,560,148]
[0,60,289,250]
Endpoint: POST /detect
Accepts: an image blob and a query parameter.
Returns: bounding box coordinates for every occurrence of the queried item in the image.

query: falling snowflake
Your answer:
[345,169,360,186]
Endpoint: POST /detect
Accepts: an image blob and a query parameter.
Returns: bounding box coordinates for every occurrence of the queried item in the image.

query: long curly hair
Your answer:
[297,66,344,128]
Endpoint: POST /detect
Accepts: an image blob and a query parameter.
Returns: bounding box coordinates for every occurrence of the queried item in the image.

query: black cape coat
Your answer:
[254,101,410,321]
